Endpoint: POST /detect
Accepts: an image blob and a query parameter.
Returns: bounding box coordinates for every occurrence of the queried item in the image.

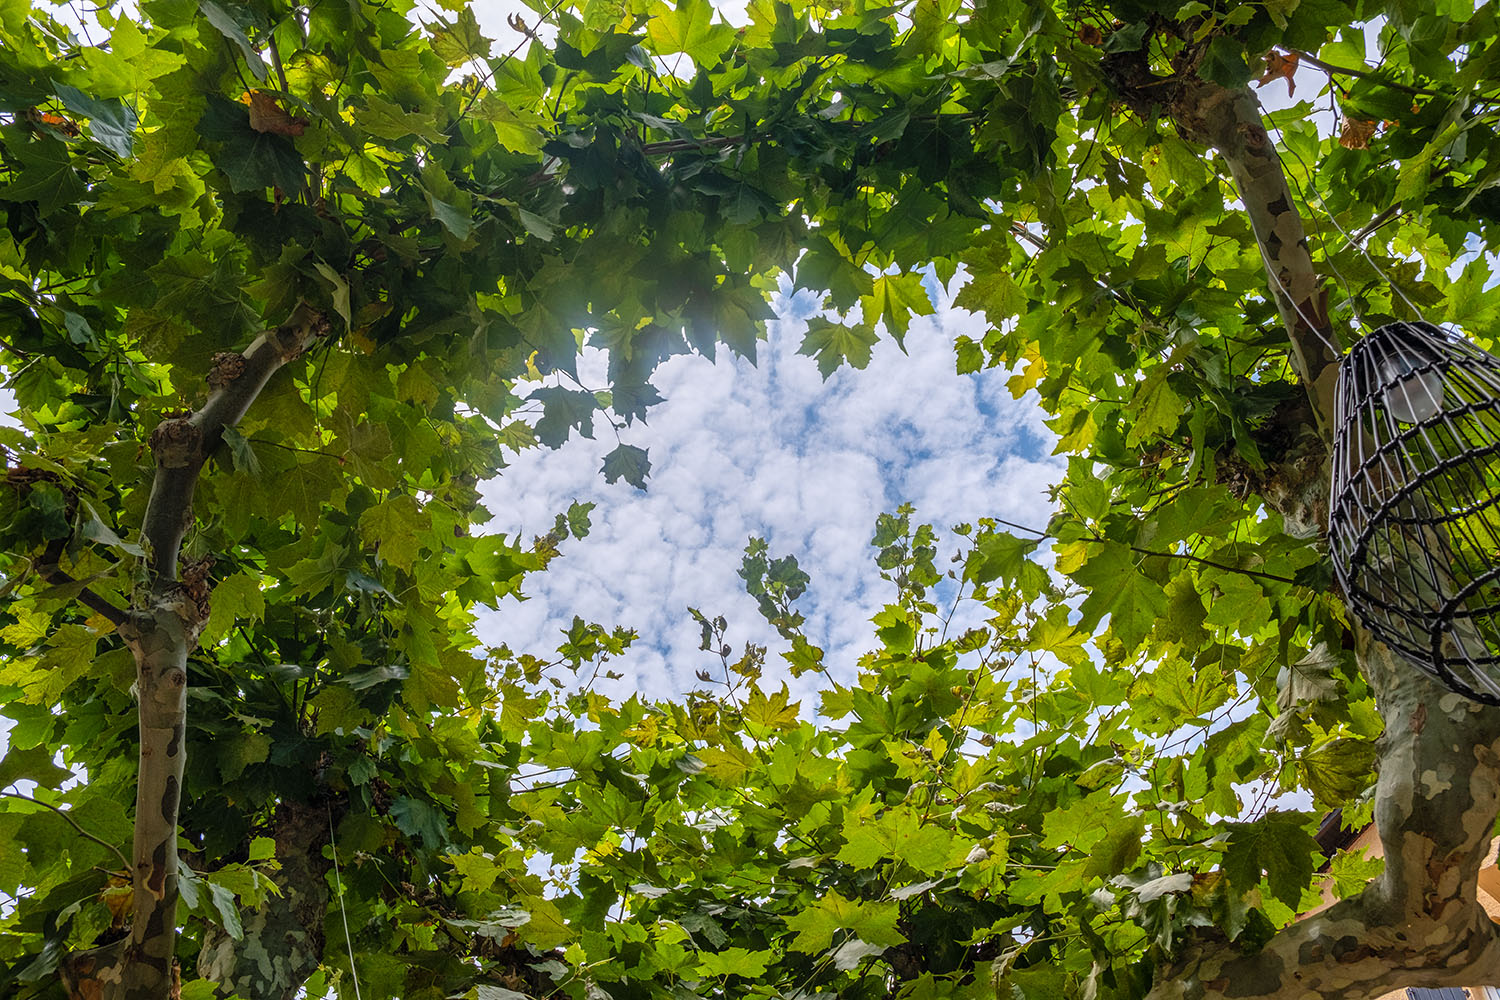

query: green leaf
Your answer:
[54,83,138,157]
[698,946,772,978]
[743,683,799,733]
[428,7,491,66]
[196,96,305,193]
[219,426,261,477]
[79,499,144,556]
[784,892,903,953]
[473,94,546,154]
[1125,366,1185,448]
[217,732,271,781]
[359,495,425,571]
[837,806,955,874]
[1224,811,1319,909]
[799,318,878,378]
[199,0,266,82]
[1127,872,1192,902]
[1070,541,1168,650]
[963,529,1047,593]
[1301,738,1377,808]
[202,571,266,646]
[426,189,473,238]
[566,500,595,538]
[0,743,73,789]
[646,0,732,66]
[600,443,650,490]
[859,272,934,347]
[531,387,598,447]
[311,260,352,328]
[0,137,86,216]
[356,94,448,144]
[1328,847,1384,900]
[1202,35,1252,86]
[390,796,448,849]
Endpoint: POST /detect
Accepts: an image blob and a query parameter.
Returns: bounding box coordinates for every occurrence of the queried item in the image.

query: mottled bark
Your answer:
[61,307,329,1000]
[1140,76,1500,1000]
[1152,639,1500,999]
[197,801,333,1000]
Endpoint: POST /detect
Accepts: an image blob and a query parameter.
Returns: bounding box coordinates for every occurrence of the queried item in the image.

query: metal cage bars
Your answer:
[1329,321,1500,704]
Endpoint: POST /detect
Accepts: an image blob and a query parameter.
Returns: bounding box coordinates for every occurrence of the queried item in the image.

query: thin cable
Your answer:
[328,804,364,1000]
[1265,88,1365,331]
[1255,93,1431,329]
[1240,100,1356,356]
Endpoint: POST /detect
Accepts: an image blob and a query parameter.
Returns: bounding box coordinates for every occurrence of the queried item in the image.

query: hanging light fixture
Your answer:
[1329,320,1500,704]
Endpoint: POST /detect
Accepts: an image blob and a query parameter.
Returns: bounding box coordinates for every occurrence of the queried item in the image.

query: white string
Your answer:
[1259,91,1368,332]
[328,804,364,1000]
[1255,92,1434,333]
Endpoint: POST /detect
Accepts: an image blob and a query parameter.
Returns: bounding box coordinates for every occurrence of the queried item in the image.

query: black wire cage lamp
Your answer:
[1329,320,1500,704]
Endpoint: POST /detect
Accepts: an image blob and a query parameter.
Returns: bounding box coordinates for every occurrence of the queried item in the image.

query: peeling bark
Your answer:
[197,801,334,1000]
[1166,78,1340,443]
[1152,640,1500,999]
[61,306,329,1000]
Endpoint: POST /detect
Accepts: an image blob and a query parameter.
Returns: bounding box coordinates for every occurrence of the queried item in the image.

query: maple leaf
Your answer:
[1340,117,1378,150]
[246,91,309,137]
[1256,49,1299,95]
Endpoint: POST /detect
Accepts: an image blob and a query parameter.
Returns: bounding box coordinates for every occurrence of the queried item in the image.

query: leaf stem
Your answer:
[0,790,130,870]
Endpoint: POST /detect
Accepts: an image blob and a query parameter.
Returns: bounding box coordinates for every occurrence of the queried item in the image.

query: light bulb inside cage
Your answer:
[1329,320,1500,704]
[1379,353,1446,425]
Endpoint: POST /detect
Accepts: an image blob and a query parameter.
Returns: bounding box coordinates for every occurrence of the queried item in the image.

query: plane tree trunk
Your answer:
[59,308,329,1000]
[1116,63,1500,1000]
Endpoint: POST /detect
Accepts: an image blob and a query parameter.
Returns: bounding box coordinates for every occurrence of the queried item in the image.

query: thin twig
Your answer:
[991,515,1301,585]
[1340,204,1405,252]
[1292,49,1448,98]
[267,35,291,94]
[0,790,130,870]
[38,540,130,627]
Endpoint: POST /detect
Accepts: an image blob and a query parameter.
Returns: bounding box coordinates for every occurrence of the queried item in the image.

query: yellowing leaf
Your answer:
[359,495,426,571]
[743,684,799,733]
[699,743,759,785]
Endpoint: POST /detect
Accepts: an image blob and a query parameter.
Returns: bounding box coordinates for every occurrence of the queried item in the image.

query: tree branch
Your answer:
[1141,75,1500,1000]
[1168,79,1340,444]
[102,303,329,1000]
[1291,49,1450,98]
[140,304,329,591]
[1151,643,1500,1000]
[37,540,128,629]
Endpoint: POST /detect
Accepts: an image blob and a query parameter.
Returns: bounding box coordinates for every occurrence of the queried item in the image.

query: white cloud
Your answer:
[477,275,1061,708]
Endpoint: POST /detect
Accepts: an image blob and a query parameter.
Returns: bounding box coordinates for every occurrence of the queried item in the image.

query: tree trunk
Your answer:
[60,308,330,1000]
[196,800,333,1000]
[1137,73,1500,1000]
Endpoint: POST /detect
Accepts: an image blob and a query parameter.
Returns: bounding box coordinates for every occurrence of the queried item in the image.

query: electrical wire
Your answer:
[1254,92,1433,334]
[328,804,364,1000]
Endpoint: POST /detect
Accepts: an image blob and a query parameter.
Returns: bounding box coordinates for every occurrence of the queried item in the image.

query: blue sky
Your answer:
[476,273,1063,708]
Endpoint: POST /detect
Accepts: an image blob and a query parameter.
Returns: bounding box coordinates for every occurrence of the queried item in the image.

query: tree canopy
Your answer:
[3,0,1500,998]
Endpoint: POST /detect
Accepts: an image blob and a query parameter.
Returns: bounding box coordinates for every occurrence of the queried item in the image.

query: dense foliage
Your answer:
[3,0,1500,996]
